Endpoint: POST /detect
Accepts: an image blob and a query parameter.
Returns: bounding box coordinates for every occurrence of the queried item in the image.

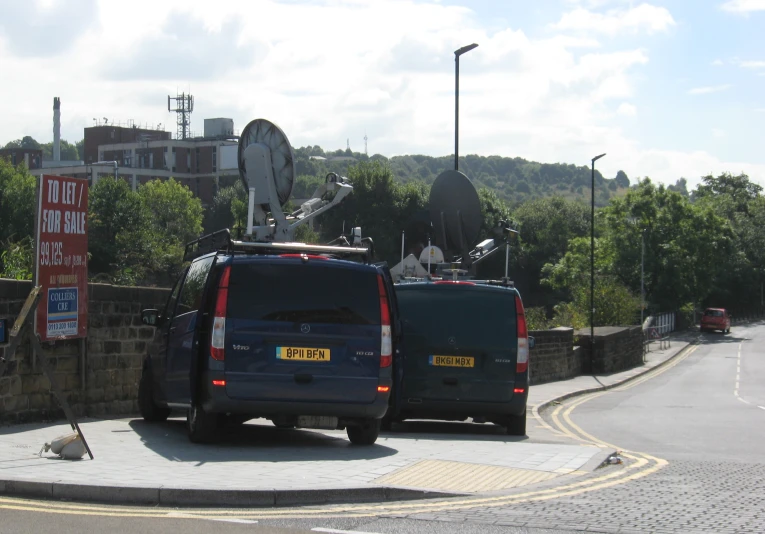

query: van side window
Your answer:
[175,256,215,317]
[163,271,185,322]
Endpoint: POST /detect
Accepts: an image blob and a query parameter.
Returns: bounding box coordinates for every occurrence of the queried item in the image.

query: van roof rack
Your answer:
[184,228,371,263]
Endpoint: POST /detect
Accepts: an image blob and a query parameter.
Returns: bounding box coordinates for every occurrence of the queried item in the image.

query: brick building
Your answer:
[0,148,43,169]
[30,119,240,207]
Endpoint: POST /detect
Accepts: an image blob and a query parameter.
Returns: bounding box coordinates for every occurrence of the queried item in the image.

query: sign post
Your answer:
[34,175,89,341]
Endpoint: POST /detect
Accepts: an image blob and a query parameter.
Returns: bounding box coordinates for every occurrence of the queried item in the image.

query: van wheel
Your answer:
[187,402,218,443]
[347,419,381,445]
[505,411,527,436]
[138,365,170,422]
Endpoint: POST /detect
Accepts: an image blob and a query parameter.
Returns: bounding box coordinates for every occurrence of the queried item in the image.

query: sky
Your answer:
[0,0,763,189]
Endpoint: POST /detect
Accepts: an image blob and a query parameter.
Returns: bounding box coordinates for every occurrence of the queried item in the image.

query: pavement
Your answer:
[0,333,695,508]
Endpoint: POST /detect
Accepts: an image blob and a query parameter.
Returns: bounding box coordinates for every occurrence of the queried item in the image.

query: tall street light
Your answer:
[454,43,478,171]
[590,153,606,363]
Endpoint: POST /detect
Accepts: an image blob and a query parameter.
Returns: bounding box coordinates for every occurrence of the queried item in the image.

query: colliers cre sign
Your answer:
[35,175,88,340]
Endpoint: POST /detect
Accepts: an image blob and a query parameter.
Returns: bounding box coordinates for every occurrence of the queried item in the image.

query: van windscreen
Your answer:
[397,287,516,348]
[228,263,380,325]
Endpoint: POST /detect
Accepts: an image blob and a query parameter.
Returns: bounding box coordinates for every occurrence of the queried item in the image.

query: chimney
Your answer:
[53,97,61,161]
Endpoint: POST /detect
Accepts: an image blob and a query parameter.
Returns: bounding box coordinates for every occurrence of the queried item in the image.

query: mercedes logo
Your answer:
[448,336,456,345]
[300,324,311,334]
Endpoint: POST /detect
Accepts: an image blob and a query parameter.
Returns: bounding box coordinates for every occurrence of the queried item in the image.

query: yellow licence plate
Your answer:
[276,346,331,362]
[429,355,474,368]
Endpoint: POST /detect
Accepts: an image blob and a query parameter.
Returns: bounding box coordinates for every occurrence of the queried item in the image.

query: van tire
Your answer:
[187,402,218,443]
[505,411,527,436]
[347,419,381,445]
[138,364,170,422]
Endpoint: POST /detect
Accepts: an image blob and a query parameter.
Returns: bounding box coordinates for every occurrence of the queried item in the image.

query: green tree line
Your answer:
[2,155,762,331]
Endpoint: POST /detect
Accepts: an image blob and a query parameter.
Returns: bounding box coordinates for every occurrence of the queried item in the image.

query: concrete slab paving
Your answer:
[0,331,695,507]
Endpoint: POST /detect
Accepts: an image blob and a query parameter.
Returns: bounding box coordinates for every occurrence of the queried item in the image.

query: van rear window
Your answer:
[227,262,380,325]
[397,286,516,348]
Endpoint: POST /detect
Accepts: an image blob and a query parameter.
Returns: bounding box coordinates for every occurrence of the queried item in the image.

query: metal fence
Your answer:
[643,311,676,356]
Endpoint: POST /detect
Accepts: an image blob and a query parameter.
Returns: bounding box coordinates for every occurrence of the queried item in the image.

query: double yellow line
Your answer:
[0,345,698,521]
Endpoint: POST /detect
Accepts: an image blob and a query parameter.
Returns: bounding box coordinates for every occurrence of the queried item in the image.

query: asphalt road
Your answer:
[569,324,765,464]
[3,324,765,534]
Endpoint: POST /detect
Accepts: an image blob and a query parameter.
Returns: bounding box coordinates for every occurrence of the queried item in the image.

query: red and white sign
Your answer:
[35,174,89,340]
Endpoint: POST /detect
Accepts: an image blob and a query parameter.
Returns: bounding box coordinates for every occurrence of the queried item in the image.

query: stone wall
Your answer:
[529,327,581,385]
[0,279,170,424]
[576,326,644,374]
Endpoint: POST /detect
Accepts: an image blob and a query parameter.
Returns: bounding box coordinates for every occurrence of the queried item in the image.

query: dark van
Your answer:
[138,235,396,445]
[388,280,530,435]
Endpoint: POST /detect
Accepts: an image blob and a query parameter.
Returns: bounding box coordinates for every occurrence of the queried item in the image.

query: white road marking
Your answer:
[733,343,751,404]
[207,518,259,524]
[312,529,381,534]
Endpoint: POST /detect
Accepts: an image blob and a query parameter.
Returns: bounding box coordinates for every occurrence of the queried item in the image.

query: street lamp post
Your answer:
[590,153,606,369]
[454,43,478,171]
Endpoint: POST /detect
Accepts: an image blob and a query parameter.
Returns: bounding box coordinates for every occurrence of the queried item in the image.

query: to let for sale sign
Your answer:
[35,174,89,340]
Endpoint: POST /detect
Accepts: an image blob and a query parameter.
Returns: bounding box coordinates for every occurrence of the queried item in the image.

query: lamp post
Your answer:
[454,43,478,171]
[590,153,606,361]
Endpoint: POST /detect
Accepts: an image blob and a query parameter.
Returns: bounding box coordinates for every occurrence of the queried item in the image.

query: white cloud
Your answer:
[617,103,637,116]
[721,0,765,13]
[711,59,724,66]
[712,128,726,139]
[737,59,765,69]
[0,0,761,190]
[552,3,676,36]
[688,84,733,95]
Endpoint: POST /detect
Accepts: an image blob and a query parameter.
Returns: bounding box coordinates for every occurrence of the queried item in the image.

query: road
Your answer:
[2,323,765,534]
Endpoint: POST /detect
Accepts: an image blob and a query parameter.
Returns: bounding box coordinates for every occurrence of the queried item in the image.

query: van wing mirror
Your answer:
[141,309,160,326]
[528,335,535,349]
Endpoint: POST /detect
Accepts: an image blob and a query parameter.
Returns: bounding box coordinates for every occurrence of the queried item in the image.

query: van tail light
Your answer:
[210,265,231,361]
[516,295,528,374]
[378,274,392,368]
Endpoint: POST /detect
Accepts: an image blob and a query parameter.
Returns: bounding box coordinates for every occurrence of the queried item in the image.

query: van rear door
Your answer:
[223,259,383,404]
[396,284,518,403]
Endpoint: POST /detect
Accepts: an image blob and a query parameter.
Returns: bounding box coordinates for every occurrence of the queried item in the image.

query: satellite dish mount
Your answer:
[238,118,355,242]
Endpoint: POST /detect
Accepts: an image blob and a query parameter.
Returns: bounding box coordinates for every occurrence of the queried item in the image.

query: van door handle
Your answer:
[443,377,458,386]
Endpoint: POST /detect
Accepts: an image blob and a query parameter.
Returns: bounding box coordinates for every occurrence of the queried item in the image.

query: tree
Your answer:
[204,181,245,234]
[0,158,36,244]
[319,160,428,263]
[138,178,203,247]
[614,170,630,188]
[40,140,80,161]
[512,196,589,306]
[3,136,41,150]
[600,179,733,312]
[88,176,142,275]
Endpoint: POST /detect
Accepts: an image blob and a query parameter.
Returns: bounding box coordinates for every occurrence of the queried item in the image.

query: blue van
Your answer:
[387,279,530,435]
[138,232,397,445]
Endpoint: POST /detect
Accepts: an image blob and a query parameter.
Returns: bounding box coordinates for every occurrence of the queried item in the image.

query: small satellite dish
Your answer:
[429,170,482,254]
[238,119,295,207]
[419,245,444,264]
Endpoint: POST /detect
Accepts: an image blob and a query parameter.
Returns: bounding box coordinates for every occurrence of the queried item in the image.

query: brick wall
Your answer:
[576,326,643,374]
[0,279,170,424]
[529,327,581,385]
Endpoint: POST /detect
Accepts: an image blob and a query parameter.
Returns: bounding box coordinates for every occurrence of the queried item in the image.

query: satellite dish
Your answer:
[238,119,295,206]
[419,245,444,264]
[429,170,482,254]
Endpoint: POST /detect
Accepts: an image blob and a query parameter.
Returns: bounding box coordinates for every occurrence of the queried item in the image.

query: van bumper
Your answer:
[203,380,391,420]
[396,392,528,421]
